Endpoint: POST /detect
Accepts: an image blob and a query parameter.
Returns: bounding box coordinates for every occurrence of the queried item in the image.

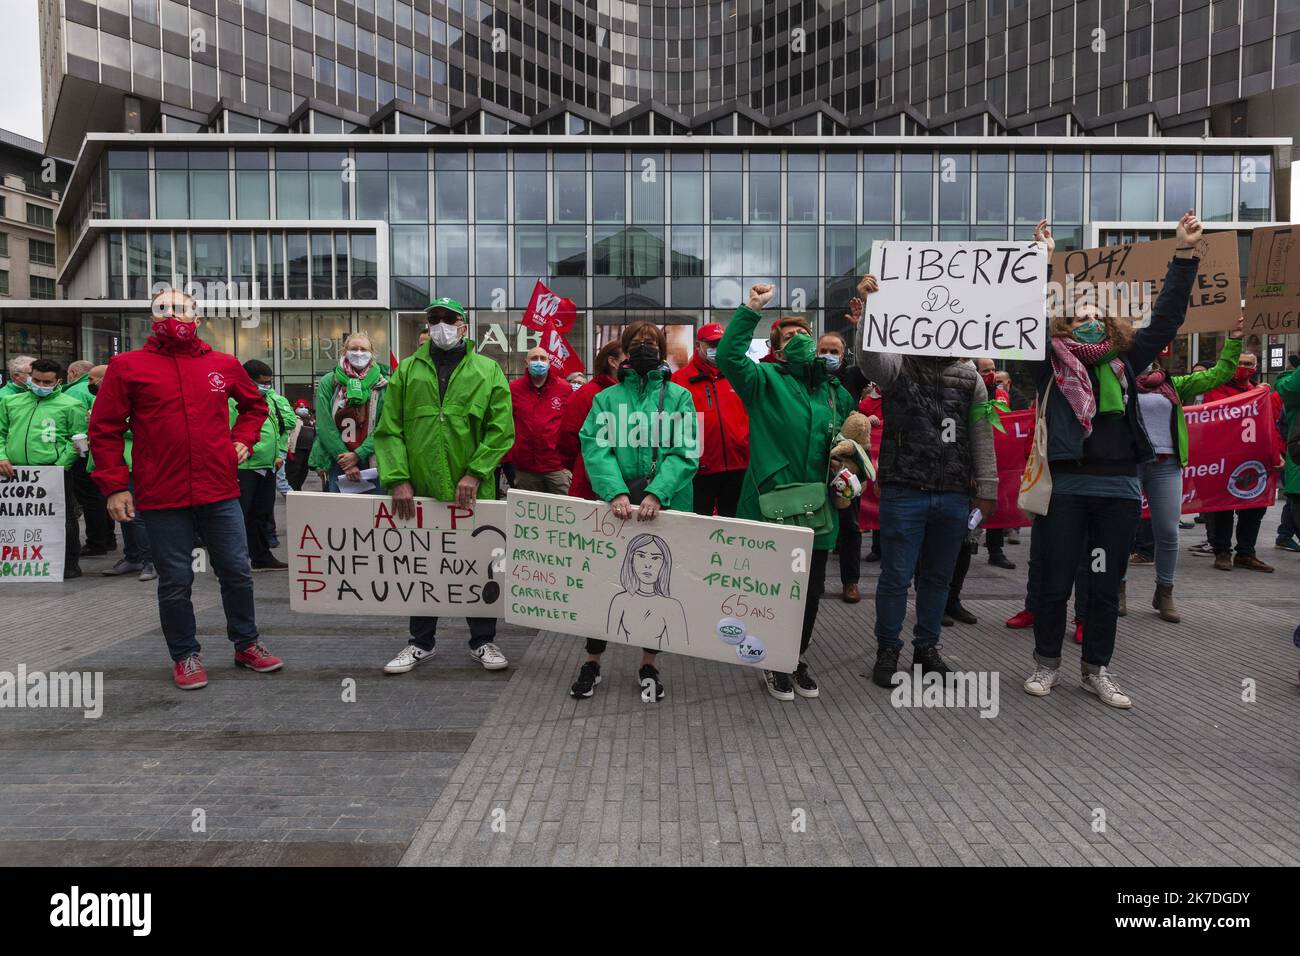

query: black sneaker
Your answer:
[569,661,601,699]
[865,550,881,563]
[765,670,795,701]
[946,600,977,625]
[63,565,83,580]
[251,557,289,571]
[638,663,665,701]
[988,552,1016,570]
[793,662,819,698]
[914,644,951,677]
[872,646,901,688]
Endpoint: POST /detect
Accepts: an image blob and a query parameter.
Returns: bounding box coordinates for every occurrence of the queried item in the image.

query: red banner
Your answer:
[857,385,1279,530]
[521,280,577,334]
[543,328,585,379]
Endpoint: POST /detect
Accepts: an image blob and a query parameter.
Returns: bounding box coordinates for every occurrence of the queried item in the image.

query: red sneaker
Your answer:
[234,642,284,673]
[173,654,208,690]
[1005,610,1034,629]
[1073,619,1084,644]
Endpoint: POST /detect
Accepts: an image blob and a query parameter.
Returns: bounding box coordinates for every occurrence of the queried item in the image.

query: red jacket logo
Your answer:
[207,371,227,391]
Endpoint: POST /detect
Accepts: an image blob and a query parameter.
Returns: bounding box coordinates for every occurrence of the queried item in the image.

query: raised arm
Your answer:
[851,274,905,390]
[716,284,775,404]
[1173,317,1243,402]
[1127,211,1204,372]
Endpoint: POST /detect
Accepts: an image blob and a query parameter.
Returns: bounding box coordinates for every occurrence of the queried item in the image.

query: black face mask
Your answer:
[88,382,99,395]
[628,343,660,374]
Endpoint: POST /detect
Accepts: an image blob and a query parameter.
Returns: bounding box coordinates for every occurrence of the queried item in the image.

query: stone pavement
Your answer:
[1,497,1298,866]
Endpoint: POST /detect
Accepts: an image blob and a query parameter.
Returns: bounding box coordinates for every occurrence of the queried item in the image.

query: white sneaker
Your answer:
[1082,667,1132,709]
[384,645,433,674]
[471,643,509,670]
[1023,665,1060,697]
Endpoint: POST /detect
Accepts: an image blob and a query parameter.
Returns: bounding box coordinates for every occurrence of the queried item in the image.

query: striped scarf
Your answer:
[1049,337,1126,437]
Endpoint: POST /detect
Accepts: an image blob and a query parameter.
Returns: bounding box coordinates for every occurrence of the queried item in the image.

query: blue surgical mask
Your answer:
[820,354,842,372]
[1072,319,1107,344]
[29,383,55,398]
[704,347,718,363]
[528,360,549,377]
[257,384,272,394]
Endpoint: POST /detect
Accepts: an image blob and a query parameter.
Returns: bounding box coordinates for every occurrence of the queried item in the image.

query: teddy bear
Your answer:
[828,411,876,509]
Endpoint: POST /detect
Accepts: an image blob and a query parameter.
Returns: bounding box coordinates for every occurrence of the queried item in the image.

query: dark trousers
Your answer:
[1277,498,1296,542]
[946,537,971,606]
[286,450,312,491]
[985,528,1006,556]
[71,457,114,549]
[1133,517,1154,559]
[140,497,258,661]
[237,469,276,564]
[800,547,830,656]
[1032,492,1140,670]
[837,497,862,585]
[410,616,496,651]
[121,477,151,565]
[62,470,81,571]
[693,470,744,518]
[1207,507,1266,558]
[1025,516,1096,620]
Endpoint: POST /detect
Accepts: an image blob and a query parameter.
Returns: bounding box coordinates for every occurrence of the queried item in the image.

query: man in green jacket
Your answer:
[375,297,515,676]
[0,358,89,578]
[1,354,34,398]
[717,284,855,702]
[230,359,291,571]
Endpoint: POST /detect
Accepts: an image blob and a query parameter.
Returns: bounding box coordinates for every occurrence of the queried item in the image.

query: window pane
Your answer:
[156,170,188,218]
[276,170,309,217]
[191,170,229,218]
[389,170,429,222]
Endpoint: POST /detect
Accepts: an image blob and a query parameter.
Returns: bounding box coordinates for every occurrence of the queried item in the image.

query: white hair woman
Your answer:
[309,331,388,493]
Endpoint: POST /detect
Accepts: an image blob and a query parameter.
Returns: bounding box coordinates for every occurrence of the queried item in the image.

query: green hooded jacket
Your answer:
[717,306,854,550]
[1275,367,1300,497]
[0,386,88,469]
[578,366,698,511]
[308,366,387,470]
[64,376,93,411]
[374,340,514,500]
[230,388,292,471]
[1164,336,1242,467]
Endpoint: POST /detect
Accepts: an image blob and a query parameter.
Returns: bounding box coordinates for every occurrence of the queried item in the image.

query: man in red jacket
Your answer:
[671,323,749,516]
[89,288,284,690]
[507,344,572,494]
[1203,350,1275,572]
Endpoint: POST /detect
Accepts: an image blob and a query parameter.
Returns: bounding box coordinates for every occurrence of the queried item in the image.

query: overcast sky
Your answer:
[0,2,45,141]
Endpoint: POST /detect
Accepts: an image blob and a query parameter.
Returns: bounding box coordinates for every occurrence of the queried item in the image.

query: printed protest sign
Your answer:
[863,240,1049,360]
[504,490,812,673]
[287,491,508,617]
[1243,224,1299,335]
[1050,233,1241,335]
[0,466,66,582]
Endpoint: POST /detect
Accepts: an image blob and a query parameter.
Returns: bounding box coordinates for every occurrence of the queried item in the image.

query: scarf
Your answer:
[338,356,382,405]
[1136,368,1179,407]
[1050,337,1126,436]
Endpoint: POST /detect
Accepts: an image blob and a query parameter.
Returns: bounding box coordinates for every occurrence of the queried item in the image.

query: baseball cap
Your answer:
[697,323,725,343]
[423,297,466,319]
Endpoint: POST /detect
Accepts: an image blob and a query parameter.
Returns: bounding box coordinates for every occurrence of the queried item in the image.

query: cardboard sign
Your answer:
[0,466,66,582]
[1050,233,1241,335]
[864,240,1049,360]
[1243,225,1299,335]
[504,490,812,673]
[287,491,508,617]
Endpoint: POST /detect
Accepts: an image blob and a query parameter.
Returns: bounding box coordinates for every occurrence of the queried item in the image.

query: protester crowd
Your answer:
[4,208,1298,702]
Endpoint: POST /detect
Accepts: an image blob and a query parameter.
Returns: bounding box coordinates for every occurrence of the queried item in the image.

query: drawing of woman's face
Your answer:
[632,541,665,586]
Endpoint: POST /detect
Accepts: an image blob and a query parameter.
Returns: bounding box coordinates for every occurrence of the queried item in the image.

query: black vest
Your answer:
[878,358,976,494]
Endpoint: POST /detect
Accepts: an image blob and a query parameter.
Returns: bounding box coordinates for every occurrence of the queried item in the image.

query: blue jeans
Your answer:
[874,485,969,651]
[327,462,385,495]
[1139,456,1183,587]
[1277,498,1296,543]
[140,497,259,662]
[121,479,152,565]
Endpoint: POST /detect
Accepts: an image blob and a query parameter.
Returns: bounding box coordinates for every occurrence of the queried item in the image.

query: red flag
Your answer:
[544,328,585,378]
[389,350,399,372]
[521,279,577,334]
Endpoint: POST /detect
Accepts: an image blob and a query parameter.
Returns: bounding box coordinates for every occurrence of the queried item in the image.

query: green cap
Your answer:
[424,296,466,318]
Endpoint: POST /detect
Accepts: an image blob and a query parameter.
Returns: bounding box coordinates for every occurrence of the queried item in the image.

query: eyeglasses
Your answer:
[427,311,461,325]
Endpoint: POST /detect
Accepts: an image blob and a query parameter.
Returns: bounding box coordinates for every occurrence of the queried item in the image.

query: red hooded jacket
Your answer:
[557,373,617,499]
[507,371,571,473]
[89,334,268,511]
[670,352,750,475]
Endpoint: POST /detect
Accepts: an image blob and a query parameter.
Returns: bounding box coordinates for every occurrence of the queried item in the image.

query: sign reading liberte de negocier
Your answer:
[287,491,508,617]
[504,490,813,674]
[863,240,1049,360]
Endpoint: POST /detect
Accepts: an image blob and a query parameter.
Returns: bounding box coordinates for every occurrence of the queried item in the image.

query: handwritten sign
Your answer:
[504,489,812,673]
[1243,224,1299,335]
[1050,232,1241,335]
[0,466,66,583]
[864,240,1048,360]
[287,491,508,617]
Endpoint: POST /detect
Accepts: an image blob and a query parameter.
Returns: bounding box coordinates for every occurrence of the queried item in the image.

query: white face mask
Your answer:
[428,322,461,350]
[346,349,372,369]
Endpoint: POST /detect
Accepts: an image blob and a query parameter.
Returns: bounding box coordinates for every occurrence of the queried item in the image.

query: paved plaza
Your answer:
[1,498,1297,867]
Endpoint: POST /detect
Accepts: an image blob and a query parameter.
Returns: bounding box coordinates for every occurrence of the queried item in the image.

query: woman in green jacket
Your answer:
[716,283,854,702]
[570,321,699,703]
[310,331,387,494]
[1133,315,1244,622]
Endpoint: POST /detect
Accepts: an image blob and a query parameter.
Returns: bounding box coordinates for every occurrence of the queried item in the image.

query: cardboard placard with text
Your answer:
[864,240,1049,361]
[1243,224,1299,335]
[504,490,812,673]
[0,466,66,583]
[1050,232,1241,335]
